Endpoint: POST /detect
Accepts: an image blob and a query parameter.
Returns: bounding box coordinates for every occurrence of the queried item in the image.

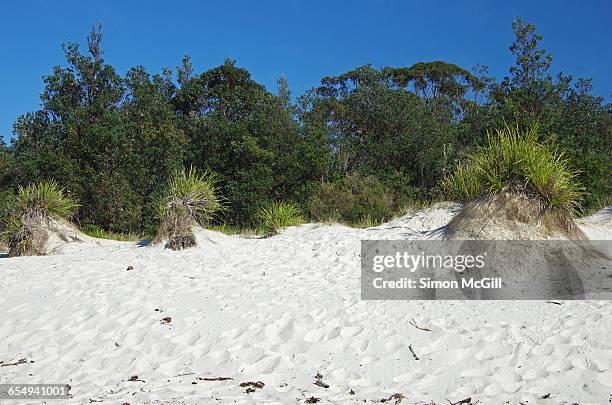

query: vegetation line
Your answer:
[0,18,609,240]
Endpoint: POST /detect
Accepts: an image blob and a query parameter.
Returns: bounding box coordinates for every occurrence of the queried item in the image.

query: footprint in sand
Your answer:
[304,327,325,343]
[546,359,572,372]
[530,344,554,356]
[460,368,491,377]
[544,335,569,345]
[475,343,508,361]
[339,325,363,338]
[483,382,503,396]
[522,368,549,380]
[564,318,586,328]
[349,338,369,353]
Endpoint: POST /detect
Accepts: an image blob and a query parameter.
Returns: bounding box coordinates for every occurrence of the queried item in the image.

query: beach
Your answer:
[1,205,611,404]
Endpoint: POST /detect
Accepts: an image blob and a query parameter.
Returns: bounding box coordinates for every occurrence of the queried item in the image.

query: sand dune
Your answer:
[0,205,611,404]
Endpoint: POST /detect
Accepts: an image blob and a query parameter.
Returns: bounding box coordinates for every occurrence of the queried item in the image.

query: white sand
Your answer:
[1,205,611,404]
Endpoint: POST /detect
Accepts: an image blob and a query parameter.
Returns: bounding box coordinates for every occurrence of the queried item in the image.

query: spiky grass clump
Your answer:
[443,125,583,214]
[15,180,79,220]
[1,180,79,256]
[257,202,303,236]
[442,163,482,203]
[153,166,224,250]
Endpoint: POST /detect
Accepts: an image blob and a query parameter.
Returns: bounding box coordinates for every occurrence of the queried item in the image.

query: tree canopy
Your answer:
[1,18,609,233]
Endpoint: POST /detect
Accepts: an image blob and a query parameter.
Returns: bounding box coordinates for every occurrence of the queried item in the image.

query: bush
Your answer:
[307,173,397,225]
[257,202,303,235]
[153,166,224,249]
[0,189,16,228]
[0,189,16,252]
[443,125,583,213]
[1,180,79,256]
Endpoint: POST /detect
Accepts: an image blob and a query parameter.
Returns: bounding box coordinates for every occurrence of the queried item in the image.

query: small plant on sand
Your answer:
[153,166,224,250]
[443,125,583,214]
[350,215,384,229]
[81,224,144,242]
[1,180,79,256]
[257,202,303,236]
[206,223,259,237]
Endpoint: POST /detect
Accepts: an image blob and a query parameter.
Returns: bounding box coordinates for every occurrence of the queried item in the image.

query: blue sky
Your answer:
[1,0,610,142]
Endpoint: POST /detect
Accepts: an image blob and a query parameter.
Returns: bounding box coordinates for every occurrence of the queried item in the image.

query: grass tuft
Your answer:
[15,180,79,221]
[153,166,225,249]
[443,125,583,214]
[257,202,303,236]
[1,180,79,256]
[80,224,145,242]
[206,223,259,237]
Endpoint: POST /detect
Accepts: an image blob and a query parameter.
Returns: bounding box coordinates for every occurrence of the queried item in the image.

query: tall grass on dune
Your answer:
[257,202,303,236]
[1,180,79,256]
[153,166,225,250]
[443,125,583,214]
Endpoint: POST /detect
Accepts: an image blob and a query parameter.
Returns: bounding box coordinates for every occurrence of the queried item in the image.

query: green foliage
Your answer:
[177,59,326,226]
[14,180,79,220]
[0,141,12,190]
[154,166,225,245]
[156,166,224,225]
[0,181,79,255]
[348,215,385,229]
[206,223,258,237]
[307,173,397,225]
[442,164,481,202]
[482,19,611,213]
[1,18,609,237]
[385,61,484,115]
[444,126,583,213]
[0,189,16,240]
[9,26,185,233]
[257,202,303,235]
[300,64,462,197]
[80,224,144,242]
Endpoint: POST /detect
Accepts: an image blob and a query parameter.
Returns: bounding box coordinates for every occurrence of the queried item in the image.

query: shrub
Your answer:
[0,190,15,252]
[307,173,396,225]
[1,180,79,256]
[153,166,224,249]
[257,202,303,236]
[443,125,583,213]
[0,189,16,232]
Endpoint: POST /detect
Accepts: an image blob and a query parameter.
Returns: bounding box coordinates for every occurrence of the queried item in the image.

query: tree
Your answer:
[9,25,187,232]
[299,64,461,197]
[122,66,188,233]
[385,61,484,117]
[481,18,611,212]
[176,60,324,225]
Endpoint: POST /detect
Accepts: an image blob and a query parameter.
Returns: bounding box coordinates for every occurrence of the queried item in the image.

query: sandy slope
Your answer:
[0,205,611,404]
